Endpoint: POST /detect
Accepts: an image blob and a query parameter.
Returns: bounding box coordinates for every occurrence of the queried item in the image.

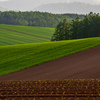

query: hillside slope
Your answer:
[0,24,54,46]
[0,37,100,77]
[0,46,100,80]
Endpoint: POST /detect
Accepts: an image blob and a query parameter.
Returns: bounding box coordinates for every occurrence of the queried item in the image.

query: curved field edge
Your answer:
[0,37,100,76]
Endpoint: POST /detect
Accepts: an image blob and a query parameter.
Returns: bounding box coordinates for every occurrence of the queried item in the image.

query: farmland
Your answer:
[0,24,54,38]
[0,79,100,100]
[0,24,54,46]
[0,25,100,100]
[0,11,100,100]
[0,37,100,76]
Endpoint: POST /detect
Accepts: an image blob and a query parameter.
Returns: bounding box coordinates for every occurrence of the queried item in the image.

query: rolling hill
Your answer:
[0,37,100,76]
[0,24,54,46]
[33,2,100,14]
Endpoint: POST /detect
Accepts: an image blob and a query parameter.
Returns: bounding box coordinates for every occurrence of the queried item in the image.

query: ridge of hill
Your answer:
[33,2,100,14]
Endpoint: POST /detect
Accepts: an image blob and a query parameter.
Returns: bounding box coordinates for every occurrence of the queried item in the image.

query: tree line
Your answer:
[51,12,100,41]
[0,11,84,28]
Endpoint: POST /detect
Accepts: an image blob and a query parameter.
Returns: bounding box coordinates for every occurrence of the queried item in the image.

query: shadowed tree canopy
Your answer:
[51,12,100,41]
[0,11,84,28]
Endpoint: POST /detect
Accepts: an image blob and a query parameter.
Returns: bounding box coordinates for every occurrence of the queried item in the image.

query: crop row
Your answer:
[0,80,100,99]
[1,97,100,100]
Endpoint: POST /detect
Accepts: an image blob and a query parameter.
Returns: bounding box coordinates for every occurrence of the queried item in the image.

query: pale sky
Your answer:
[0,0,100,11]
[0,0,100,4]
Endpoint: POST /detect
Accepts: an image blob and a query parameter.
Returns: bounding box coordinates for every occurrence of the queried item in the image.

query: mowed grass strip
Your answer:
[0,37,100,76]
[0,29,50,46]
[0,24,54,38]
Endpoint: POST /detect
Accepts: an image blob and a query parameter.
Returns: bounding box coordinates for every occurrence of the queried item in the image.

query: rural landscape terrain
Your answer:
[0,23,100,99]
[0,0,100,98]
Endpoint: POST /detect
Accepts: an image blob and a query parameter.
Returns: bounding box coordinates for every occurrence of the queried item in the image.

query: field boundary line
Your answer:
[0,27,50,40]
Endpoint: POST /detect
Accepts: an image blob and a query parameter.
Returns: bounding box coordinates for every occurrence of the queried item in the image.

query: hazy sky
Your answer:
[0,0,100,10]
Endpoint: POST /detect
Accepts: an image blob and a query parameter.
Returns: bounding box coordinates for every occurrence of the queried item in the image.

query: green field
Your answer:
[0,37,100,76]
[0,24,54,46]
[0,24,54,38]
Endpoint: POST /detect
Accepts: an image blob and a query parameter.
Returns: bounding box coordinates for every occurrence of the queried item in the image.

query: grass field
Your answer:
[0,24,54,46]
[0,28,50,46]
[0,37,100,76]
[0,24,54,38]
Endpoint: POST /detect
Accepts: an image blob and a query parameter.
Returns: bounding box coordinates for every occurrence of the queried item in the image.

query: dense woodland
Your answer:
[61,13,84,20]
[51,12,100,41]
[0,11,84,27]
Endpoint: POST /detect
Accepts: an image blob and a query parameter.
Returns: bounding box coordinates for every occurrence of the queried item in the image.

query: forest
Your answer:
[0,11,84,27]
[51,12,100,41]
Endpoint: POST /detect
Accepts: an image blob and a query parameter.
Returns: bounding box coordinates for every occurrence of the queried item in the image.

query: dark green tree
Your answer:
[51,22,63,41]
[51,19,71,41]
[71,17,81,39]
[0,11,83,27]
[51,12,100,41]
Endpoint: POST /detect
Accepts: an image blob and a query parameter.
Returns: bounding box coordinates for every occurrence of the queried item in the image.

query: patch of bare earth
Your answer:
[0,46,100,99]
[0,80,100,100]
[0,46,100,80]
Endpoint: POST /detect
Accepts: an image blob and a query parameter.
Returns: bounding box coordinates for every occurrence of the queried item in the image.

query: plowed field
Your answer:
[0,46,100,80]
[0,80,100,100]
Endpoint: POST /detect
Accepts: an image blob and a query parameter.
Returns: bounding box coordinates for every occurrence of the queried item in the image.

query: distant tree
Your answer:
[51,19,71,41]
[71,17,81,39]
[94,15,100,36]
[81,12,100,38]
[51,12,100,41]
[62,19,71,40]
[51,22,63,41]
[0,11,78,27]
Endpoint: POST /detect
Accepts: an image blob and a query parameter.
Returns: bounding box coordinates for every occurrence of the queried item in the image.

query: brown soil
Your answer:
[0,27,50,40]
[0,46,100,81]
[0,80,100,100]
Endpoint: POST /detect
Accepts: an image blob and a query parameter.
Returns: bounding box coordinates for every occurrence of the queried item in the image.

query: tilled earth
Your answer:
[0,80,100,100]
[0,46,100,99]
[0,46,100,80]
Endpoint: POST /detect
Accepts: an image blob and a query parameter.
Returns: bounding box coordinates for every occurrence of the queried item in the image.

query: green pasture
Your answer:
[0,28,49,46]
[0,37,100,76]
[0,24,54,38]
